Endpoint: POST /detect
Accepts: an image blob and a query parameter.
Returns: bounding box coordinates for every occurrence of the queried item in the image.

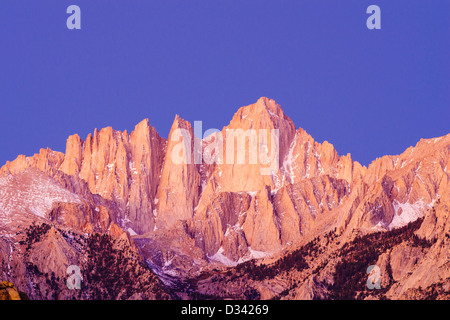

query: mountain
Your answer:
[0,97,448,300]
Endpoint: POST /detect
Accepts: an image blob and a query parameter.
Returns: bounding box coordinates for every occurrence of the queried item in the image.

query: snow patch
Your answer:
[127,227,137,236]
[208,247,239,267]
[267,109,277,118]
[282,133,299,184]
[208,246,271,267]
[247,191,257,197]
[389,199,433,230]
[0,172,82,223]
[248,247,270,259]
[129,161,138,175]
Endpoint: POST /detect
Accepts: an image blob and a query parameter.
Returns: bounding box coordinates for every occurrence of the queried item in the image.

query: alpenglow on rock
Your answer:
[0,97,448,273]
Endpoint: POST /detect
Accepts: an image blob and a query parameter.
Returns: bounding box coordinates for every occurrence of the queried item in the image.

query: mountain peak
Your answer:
[134,118,150,130]
[255,96,280,111]
[170,114,193,133]
[242,97,284,117]
[227,97,295,130]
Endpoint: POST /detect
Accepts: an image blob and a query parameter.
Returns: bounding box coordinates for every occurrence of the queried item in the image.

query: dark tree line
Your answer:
[235,237,322,281]
[17,222,170,300]
[82,233,169,300]
[330,217,435,300]
[19,222,51,251]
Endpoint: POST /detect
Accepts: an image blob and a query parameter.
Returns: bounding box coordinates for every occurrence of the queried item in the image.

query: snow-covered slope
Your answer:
[0,168,82,233]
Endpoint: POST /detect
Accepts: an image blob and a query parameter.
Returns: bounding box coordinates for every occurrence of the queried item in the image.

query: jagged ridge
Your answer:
[0,97,449,300]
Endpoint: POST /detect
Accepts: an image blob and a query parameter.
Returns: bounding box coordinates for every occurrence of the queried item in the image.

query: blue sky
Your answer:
[0,1,449,167]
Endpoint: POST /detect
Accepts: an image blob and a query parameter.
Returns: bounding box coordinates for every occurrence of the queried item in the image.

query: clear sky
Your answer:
[0,1,449,167]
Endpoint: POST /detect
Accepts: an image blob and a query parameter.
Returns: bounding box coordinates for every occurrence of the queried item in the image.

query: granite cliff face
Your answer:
[0,97,448,299]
